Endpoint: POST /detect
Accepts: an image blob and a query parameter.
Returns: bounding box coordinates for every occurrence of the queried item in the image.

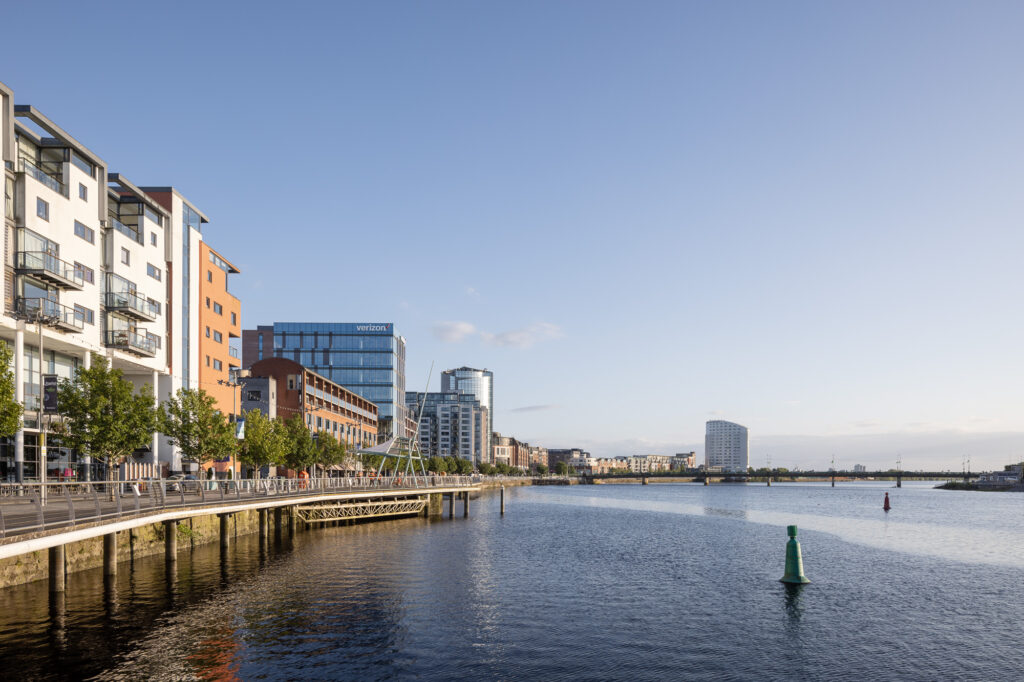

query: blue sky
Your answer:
[4,1,1023,470]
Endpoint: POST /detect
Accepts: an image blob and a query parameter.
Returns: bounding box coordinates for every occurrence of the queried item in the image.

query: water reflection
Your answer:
[782,583,806,622]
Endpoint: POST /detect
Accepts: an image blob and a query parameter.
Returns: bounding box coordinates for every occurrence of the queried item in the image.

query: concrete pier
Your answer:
[48,545,65,592]
[288,506,297,534]
[164,520,177,563]
[103,533,117,576]
[448,493,455,519]
[274,507,283,541]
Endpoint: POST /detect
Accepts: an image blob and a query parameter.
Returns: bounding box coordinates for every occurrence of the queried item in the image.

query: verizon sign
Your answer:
[356,324,390,332]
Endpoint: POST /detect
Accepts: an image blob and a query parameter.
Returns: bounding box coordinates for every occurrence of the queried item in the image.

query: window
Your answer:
[148,298,161,315]
[213,331,223,343]
[74,221,95,243]
[147,333,161,349]
[73,305,95,326]
[231,312,237,326]
[247,390,262,402]
[207,270,213,282]
[73,262,94,284]
[206,355,210,367]
[213,359,222,371]
[120,248,130,265]
[213,302,223,315]
[147,263,161,280]
[71,152,95,177]
[144,206,162,227]
[150,232,157,246]
[205,297,210,308]
[37,198,49,221]
[79,184,87,201]
[205,326,210,338]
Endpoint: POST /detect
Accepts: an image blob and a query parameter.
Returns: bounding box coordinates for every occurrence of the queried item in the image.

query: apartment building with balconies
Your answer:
[0,80,242,480]
[198,241,241,418]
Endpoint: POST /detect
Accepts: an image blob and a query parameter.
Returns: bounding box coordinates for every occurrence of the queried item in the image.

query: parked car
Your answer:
[166,474,199,493]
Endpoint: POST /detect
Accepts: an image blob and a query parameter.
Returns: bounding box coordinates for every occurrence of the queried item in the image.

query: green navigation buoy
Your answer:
[780,525,811,584]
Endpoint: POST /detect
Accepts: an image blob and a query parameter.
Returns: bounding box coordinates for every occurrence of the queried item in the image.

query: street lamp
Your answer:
[218,367,250,479]
[13,299,60,491]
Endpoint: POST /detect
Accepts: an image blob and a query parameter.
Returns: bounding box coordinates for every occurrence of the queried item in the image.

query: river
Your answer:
[1,480,1022,680]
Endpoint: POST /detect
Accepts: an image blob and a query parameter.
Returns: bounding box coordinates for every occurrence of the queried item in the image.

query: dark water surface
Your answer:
[1,481,1022,680]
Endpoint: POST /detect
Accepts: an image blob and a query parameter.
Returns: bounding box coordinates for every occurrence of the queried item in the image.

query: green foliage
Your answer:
[0,341,23,438]
[161,388,235,469]
[477,462,494,475]
[315,430,347,471]
[495,462,511,476]
[427,456,447,474]
[361,452,384,473]
[555,461,568,475]
[443,456,458,473]
[56,353,156,477]
[284,415,317,472]
[535,463,549,475]
[238,409,288,476]
[451,457,473,475]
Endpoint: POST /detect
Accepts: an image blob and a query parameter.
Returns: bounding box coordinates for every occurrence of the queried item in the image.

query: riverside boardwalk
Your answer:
[0,475,480,589]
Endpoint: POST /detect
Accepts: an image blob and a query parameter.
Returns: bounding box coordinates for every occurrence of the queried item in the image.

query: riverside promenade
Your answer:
[0,475,481,589]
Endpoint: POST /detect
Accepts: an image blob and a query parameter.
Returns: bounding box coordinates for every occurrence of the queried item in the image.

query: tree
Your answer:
[452,458,473,475]
[315,430,347,474]
[555,461,568,475]
[495,462,511,476]
[238,409,288,477]
[444,455,458,473]
[427,456,447,474]
[161,388,235,472]
[535,463,549,475]
[477,462,494,475]
[0,341,23,440]
[284,415,317,474]
[56,353,156,481]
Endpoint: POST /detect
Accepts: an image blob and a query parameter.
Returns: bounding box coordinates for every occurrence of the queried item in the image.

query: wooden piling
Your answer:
[48,545,65,592]
[103,533,117,576]
[164,520,177,563]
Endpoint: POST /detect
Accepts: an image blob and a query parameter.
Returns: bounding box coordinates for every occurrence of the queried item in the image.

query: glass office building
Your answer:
[243,322,408,439]
[441,367,493,459]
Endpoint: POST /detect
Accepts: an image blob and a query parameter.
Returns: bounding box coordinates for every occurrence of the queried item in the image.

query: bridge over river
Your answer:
[586,470,979,487]
[0,476,480,590]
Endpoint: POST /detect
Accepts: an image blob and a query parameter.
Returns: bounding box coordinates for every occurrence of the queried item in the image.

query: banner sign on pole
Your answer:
[43,375,59,414]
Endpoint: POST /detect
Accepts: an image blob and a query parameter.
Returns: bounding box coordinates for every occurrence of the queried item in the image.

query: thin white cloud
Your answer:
[432,321,477,343]
[465,286,481,298]
[510,404,560,413]
[481,322,563,348]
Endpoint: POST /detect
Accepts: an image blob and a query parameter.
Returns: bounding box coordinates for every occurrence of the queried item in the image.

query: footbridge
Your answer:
[0,476,480,588]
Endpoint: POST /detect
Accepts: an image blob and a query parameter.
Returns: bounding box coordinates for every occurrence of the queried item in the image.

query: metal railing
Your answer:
[105,329,157,356]
[15,297,85,332]
[20,158,67,196]
[109,217,144,244]
[14,251,85,289]
[0,475,480,539]
[104,290,159,320]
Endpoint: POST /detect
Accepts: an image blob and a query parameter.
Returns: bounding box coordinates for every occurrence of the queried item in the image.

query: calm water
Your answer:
[1,481,1023,680]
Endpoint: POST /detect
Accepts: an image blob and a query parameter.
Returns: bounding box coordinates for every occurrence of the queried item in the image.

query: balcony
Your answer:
[14,297,84,333]
[14,251,85,290]
[19,158,66,197]
[109,217,143,245]
[104,290,158,321]
[105,330,156,357]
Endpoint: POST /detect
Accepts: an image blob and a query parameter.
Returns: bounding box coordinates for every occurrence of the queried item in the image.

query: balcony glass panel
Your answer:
[15,297,84,332]
[14,251,84,288]
[19,158,66,196]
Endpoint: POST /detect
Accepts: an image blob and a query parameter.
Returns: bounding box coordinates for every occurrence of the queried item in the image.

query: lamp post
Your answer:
[218,367,250,480]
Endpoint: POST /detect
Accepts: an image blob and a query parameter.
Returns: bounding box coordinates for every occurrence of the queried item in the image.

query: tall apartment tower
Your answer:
[242,322,409,440]
[440,367,493,459]
[704,420,749,472]
[405,391,489,465]
[0,81,241,479]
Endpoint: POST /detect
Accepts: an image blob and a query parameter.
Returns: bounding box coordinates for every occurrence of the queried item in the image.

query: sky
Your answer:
[3,1,1023,471]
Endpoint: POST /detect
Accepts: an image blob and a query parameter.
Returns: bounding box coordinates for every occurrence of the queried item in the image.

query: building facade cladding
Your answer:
[406,391,489,465]
[704,420,749,472]
[0,82,242,478]
[197,241,241,419]
[441,367,493,457]
[547,448,588,470]
[242,322,408,440]
[243,357,378,449]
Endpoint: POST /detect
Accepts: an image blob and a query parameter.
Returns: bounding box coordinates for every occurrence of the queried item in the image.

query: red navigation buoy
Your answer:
[883,492,891,512]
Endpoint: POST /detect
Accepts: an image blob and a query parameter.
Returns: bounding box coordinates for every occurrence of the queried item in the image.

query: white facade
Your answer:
[0,81,228,480]
[704,420,749,472]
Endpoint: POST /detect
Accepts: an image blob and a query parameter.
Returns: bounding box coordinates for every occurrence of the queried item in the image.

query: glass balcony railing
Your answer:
[109,217,144,244]
[14,251,85,289]
[105,330,156,357]
[104,290,158,321]
[15,297,84,332]
[19,158,66,197]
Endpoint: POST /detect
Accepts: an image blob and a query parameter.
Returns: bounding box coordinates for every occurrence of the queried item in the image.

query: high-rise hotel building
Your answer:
[405,391,489,465]
[242,322,410,440]
[0,81,241,479]
[705,420,749,472]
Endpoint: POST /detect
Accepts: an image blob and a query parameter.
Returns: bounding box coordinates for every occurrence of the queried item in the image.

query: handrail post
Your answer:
[64,485,75,527]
